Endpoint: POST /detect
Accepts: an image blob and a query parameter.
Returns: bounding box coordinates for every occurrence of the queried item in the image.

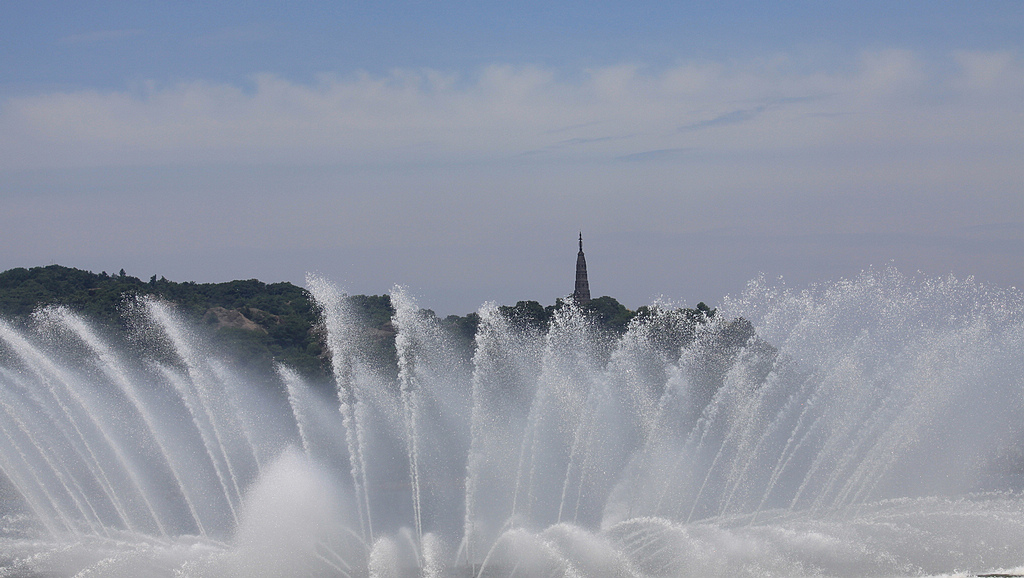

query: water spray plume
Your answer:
[0,268,1022,576]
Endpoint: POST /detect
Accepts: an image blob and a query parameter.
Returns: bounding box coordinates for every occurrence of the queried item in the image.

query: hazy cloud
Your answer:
[961,222,1024,238]
[616,148,693,162]
[1,50,1020,172]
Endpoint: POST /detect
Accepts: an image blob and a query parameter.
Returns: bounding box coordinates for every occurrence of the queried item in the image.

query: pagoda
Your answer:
[573,232,591,304]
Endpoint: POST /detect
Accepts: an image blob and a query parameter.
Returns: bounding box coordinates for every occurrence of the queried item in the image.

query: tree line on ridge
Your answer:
[0,265,735,383]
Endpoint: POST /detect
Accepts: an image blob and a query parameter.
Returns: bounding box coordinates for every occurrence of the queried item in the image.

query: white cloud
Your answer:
[2,50,1021,171]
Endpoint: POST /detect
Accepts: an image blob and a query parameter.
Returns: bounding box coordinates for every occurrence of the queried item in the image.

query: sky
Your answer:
[1,2,1022,315]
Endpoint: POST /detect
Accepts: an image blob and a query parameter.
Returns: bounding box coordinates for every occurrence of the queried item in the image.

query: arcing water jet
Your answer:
[0,268,1023,576]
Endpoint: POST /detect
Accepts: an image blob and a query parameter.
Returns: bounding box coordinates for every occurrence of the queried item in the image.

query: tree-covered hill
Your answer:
[0,265,729,381]
[0,265,331,377]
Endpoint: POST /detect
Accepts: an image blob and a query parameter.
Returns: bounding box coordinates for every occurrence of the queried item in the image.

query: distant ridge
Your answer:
[0,265,722,382]
[0,265,327,377]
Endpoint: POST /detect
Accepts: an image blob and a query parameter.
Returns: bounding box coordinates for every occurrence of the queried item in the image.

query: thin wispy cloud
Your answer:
[544,120,605,135]
[678,106,768,132]
[616,148,693,162]
[556,135,629,147]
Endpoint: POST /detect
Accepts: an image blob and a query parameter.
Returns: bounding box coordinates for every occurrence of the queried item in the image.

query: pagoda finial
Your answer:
[579,232,583,253]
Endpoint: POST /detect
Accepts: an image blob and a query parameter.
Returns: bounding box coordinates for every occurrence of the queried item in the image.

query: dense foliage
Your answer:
[0,265,729,381]
[0,265,326,377]
[498,296,716,338]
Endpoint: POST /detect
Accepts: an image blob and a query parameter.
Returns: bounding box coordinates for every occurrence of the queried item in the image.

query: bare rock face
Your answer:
[203,306,267,333]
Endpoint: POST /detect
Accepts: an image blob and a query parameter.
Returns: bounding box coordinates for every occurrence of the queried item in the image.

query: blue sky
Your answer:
[1,2,1022,313]
[4,2,1021,89]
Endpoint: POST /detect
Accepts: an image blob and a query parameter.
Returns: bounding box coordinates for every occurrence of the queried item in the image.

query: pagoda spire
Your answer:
[573,232,591,304]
